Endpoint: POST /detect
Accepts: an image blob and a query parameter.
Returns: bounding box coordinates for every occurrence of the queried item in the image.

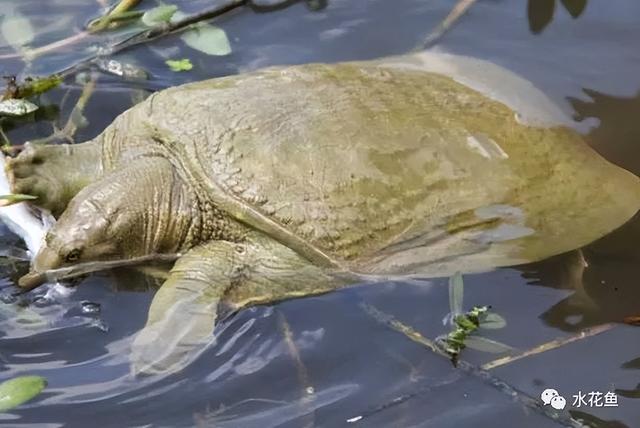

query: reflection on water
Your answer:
[0,0,639,427]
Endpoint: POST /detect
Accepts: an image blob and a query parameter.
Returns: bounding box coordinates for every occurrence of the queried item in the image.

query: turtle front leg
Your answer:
[131,233,344,376]
[5,141,103,216]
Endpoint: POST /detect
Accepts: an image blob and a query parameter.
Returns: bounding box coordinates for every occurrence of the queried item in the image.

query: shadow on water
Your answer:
[0,0,639,427]
[520,90,640,332]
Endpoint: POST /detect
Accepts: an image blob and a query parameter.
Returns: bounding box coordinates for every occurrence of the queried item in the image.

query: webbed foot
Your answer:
[130,234,342,376]
[5,141,102,216]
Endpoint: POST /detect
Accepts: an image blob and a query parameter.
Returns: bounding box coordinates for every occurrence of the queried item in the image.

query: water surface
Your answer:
[1,1,639,427]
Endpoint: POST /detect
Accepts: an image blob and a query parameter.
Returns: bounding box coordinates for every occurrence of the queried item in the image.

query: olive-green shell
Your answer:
[98,55,640,277]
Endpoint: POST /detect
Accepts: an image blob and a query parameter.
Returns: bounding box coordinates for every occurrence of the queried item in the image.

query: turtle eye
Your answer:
[65,248,82,263]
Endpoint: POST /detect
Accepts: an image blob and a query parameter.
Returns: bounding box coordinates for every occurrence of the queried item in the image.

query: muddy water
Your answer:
[0,1,639,427]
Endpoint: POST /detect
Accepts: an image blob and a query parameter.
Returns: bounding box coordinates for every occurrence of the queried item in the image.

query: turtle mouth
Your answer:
[18,246,64,290]
[18,270,49,290]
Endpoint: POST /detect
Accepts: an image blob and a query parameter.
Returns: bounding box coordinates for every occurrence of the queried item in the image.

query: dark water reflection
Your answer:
[1,0,640,427]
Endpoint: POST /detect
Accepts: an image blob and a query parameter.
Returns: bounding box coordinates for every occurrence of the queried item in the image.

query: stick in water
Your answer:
[18,253,181,291]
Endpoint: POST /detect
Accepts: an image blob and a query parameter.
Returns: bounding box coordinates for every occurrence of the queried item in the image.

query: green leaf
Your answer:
[0,99,38,117]
[464,336,513,354]
[165,58,193,72]
[0,193,38,207]
[1,12,35,50]
[0,375,46,412]
[17,75,63,98]
[181,24,232,56]
[480,312,507,329]
[169,10,187,25]
[141,5,178,27]
[448,271,464,316]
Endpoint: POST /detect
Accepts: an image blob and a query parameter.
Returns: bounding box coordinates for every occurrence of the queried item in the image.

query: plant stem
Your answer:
[88,0,143,32]
[481,323,615,370]
[0,0,249,71]
[29,73,99,145]
[358,302,587,428]
[419,0,478,49]
[54,0,248,79]
[277,311,315,428]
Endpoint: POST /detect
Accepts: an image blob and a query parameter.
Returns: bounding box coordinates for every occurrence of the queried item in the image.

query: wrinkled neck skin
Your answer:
[31,156,230,277]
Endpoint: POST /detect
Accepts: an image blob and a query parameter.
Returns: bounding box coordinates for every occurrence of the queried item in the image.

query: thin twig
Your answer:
[17,252,181,291]
[0,122,10,147]
[357,303,586,428]
[277,311,315,428]
[29,73,99,145]
[57,73,97,139]
[481,323,615,370]
[0,0,246,61]
[8,32,93,61]
[105,0,247,55]
[7,0,144,61]
[419,0,478,49]
[59,0,248,80]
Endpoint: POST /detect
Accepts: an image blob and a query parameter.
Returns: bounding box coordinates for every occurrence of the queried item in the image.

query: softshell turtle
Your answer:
[6,52,640,374]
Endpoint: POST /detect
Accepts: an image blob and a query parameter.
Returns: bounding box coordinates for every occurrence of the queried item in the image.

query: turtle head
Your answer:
[19,186,125,289]
[18,157,190,290]
[35,204,118,271]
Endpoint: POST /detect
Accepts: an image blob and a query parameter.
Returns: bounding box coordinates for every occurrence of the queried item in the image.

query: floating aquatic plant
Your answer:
[3,75,63,100]
[0,375,46,412]
[141,5,179,27]
[166,58,193,72]
[440,272,511,365]
[180,22,232,56]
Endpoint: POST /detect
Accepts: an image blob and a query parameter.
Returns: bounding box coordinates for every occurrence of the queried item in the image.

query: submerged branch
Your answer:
[17,252,180,291]
[358,302,586,428]
[419,0,478,49]
[277,311,315,428]
[102,0,247,56]
[0,0,247,63]
[481,323,615,370]
[0,32,92,61]
[29,73,99,145]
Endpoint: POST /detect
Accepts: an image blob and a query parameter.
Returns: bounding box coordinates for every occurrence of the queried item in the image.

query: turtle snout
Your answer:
[17,246,62,290]
[32,246,63,273]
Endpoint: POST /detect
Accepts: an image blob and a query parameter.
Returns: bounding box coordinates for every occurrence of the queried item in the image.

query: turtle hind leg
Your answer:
[130,233,344,376]
[5,140,103,216]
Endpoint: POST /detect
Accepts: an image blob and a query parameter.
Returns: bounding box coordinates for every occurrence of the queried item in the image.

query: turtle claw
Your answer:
[5,141,102,216]
[6,143,72,215]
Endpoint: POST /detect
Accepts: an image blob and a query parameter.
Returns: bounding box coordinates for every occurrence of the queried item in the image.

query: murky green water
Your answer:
[1,1,639,427]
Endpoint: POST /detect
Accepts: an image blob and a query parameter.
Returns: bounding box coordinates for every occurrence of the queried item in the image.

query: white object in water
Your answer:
[0,151,55,258]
